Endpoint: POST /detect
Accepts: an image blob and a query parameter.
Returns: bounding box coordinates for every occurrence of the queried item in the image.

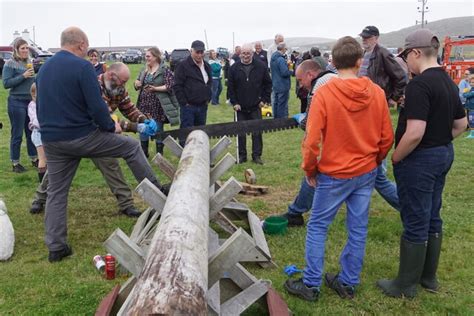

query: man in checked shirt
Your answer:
[30,62,158,218]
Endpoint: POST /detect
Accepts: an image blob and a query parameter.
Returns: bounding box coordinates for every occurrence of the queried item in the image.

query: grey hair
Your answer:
[108,62,129,74]
[277,42,287,51]
[60,27,87,47]
[241,43,254,52]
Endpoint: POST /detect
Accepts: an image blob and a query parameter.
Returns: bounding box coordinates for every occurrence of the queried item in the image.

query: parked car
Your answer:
[170,48,191,71]
[107,52,123,62]
[123,49,143,64]
[216,47,229,60]
[0,51,13,75]
[29,46,53,73]
[0,46,52,74]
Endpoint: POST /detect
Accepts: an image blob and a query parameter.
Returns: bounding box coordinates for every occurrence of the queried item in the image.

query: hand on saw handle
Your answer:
[292,113,306,124]
[138,119,159,137]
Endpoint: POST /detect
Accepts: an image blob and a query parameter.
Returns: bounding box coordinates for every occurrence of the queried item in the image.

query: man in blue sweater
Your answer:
[36,27,163,262]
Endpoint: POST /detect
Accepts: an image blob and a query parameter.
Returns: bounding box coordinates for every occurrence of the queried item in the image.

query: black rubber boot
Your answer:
[141,140,149,158]
[377,238,427,298]
[156,143,164,155]
[420,233,442,292]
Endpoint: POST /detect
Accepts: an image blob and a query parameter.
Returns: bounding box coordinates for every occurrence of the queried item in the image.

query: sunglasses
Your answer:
[401,49,414,62]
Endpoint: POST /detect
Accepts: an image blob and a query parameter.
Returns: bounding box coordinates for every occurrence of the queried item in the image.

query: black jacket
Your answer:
[228,58,272,112]
[174,56,212,106]
[253,50,268,67]
[367,44,407,101]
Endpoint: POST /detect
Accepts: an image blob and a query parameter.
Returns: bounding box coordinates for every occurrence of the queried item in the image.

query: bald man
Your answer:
[36,27,164,262]
[30,62,153,219]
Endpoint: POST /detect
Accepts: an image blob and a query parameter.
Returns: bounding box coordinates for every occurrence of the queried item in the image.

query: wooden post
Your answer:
[120,131,210,315]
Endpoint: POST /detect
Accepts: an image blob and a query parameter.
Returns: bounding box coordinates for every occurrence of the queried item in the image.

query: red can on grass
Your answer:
[105,253,116,280]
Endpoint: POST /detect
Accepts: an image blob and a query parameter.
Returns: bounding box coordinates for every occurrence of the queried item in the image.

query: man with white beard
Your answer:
[30,62,159,219]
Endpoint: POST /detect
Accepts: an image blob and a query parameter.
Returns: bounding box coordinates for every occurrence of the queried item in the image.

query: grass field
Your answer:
[0,63,473,315]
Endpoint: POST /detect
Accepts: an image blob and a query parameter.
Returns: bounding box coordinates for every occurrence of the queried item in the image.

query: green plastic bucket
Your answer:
[264,216,288,235]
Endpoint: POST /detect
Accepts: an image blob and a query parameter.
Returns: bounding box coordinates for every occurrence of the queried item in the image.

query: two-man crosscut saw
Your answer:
[153,117,299,140]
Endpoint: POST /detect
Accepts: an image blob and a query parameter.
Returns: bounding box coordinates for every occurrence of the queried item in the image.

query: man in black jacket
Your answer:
[359,25,407,212]
[228,44,272,164]
[174,40,212,145]
[253,42,268,67]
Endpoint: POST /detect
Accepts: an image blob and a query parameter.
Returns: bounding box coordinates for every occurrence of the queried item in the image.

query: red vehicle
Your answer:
[441,35,474,84]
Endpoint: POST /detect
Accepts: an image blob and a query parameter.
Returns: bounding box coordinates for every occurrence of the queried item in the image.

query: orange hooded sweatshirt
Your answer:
[302,76,394,179]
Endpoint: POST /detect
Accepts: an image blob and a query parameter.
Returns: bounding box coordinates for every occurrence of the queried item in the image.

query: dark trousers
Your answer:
[394,144,454,243]
[43,129,159,251]
[7,96,37,163]
[34,157,134,211]
[211,78,223,105]
[236,108,263,160]
[179,104,208,146]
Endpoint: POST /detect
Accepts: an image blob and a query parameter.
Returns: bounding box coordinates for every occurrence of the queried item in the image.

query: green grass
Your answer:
[0,64,473,315]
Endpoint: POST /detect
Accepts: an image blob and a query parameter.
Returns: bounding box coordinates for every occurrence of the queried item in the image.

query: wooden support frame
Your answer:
[210,177,242,218]
[135,178,167,214]
[210,136,232,163]
[103,228,145,277]
[210,153,236,185]
[152,153,176,180]
[163,135,183,158]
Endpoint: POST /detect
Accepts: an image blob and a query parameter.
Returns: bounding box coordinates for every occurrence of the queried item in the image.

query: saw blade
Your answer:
[155,118,299,140]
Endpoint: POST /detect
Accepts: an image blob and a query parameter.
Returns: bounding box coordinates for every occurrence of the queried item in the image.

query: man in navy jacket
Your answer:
[36,27,163,263]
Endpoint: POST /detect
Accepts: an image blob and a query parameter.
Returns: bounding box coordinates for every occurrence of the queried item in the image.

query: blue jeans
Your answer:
[272,91,289,118]
[179,104,208,146]
[211,78,222,105]
[287,160,399,215]
[287,177,315,215]
[375,159,400,211]
[394,144,454,243]
[303,168,377,287]
[7,96,37,163]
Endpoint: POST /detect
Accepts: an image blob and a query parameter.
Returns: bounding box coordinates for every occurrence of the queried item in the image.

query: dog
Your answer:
[0,199,15,261]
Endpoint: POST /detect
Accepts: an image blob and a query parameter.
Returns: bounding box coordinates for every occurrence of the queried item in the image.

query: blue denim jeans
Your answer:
[287,177,315,215]
[287,160,399,215]
[211,78,222,105]
[179,104,208,146]
[375,159,400,211]
[272,91,289,118]
[303,168,377,287]
[394,144,454,243]
[7,96,37,163]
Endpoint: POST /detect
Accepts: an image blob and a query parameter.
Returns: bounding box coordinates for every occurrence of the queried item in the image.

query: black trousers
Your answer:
[236,108,263,160]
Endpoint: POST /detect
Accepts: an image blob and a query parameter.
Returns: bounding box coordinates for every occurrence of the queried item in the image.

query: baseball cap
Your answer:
[359,25,380,37]
[359,26,379,38]
[398,29,439,59]
[191,40,205,51]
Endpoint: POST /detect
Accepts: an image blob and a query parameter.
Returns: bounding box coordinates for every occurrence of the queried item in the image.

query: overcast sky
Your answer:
[1,0,472,51]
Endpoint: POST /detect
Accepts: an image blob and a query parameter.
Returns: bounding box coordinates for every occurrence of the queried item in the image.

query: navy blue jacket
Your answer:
[37,50,115,142]
[270,51,291,93]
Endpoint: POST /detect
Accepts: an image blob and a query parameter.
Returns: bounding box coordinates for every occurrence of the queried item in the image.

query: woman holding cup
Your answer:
[2,38,37,173]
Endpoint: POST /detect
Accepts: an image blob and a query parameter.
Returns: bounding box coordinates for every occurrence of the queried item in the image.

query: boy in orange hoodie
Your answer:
[284,36,394,301]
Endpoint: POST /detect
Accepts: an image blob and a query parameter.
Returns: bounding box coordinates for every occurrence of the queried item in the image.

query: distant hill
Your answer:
[259,16,473,53]
[378,16,474,48]
[259,37,335,52]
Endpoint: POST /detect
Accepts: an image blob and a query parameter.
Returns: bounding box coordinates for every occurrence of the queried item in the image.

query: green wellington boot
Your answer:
[377,238,427,298]
[420,233,442,292]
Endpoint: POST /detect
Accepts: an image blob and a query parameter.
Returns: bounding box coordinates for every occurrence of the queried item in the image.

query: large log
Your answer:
[120,131,210,315]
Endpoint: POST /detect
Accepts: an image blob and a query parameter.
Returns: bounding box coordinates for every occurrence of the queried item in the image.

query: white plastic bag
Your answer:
[0,200,14,261]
